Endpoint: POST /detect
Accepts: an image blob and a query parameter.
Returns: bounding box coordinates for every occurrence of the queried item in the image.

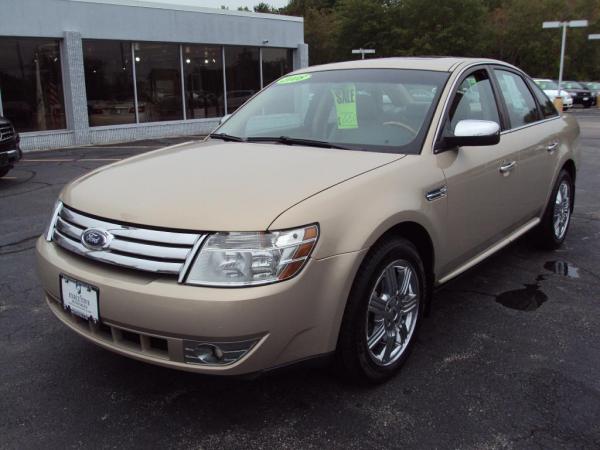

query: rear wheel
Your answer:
[535,169,573,249]
[336,237,426,384]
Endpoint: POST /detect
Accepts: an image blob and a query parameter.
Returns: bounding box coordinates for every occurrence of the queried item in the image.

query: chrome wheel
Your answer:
[553,180,571,240]
[366,260,419,366]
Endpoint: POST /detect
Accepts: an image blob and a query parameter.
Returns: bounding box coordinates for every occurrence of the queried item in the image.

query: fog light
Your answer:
[183,338,258,366]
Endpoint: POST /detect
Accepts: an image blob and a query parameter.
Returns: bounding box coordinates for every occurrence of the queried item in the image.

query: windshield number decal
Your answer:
[277,73,312,85]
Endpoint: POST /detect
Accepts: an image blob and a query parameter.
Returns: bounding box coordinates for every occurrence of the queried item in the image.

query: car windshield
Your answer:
[535,80,559,90]
[585,82,600,89]
[215,69,449,154]
[564,81,585,89]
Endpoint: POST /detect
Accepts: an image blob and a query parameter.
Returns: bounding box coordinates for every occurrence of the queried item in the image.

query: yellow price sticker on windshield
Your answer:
[277,73,312,84]
[331,84,358,129]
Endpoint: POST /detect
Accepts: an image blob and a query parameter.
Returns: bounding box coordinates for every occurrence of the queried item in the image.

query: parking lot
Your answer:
[1,111,599,449]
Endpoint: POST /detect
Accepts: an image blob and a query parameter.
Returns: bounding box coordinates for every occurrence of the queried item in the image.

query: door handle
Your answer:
[499,161,516,174]
[546,141,559,153]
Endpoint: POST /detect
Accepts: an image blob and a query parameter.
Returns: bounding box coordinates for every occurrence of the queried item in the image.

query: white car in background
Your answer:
[533,79,573,110]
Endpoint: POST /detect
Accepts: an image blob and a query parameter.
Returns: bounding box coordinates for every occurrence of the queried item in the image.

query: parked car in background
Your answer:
[581,81,600,106]
[0,117,22,178]
[37,57,580,383]
[533,79,573,110]
[559,81,593,108]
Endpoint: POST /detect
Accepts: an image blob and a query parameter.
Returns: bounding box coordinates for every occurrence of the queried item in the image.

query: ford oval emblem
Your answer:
[81,228,112,251]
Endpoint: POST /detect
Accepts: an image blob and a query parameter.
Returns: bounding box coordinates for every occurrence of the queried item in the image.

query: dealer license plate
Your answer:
[60,275,99,322]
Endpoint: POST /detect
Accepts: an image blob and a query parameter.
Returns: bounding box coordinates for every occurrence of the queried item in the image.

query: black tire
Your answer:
[535,169,574,250]
[336,237,427,384]
[0,167,11,178]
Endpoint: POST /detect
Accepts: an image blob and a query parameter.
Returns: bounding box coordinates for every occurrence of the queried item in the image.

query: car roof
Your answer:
[296,57,517,74]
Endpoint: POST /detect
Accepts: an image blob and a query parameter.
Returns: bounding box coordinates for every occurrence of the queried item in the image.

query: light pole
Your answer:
[352,48,375,60]
[543,20,588,99]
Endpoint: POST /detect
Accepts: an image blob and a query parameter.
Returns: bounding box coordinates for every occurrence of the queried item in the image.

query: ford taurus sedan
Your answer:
[37,58,580,383]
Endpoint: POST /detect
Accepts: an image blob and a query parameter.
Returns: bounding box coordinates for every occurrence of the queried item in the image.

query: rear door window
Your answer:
[494,70,540,128]
[529,81,558,118]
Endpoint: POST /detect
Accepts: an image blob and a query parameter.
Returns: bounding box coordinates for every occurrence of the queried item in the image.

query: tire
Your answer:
[535,169,574,250]
[0,167,11,178]
[336,237,427,384]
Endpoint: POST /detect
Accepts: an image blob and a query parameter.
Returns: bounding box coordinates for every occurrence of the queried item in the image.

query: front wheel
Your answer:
[0,167,11,178]
[535,169,574,249]
[336,238,426,384]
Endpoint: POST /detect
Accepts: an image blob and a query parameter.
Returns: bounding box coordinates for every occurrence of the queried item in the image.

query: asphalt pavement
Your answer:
[1,113,599,449]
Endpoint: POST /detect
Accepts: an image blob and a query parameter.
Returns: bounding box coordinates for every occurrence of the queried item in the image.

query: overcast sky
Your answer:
[144,0,290,10]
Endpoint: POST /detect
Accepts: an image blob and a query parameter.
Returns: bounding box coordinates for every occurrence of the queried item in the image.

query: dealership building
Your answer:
[0,0,307,151]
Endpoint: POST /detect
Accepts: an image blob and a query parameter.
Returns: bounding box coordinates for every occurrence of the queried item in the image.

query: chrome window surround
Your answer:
[49,203,206,279]
[431,61,561,153]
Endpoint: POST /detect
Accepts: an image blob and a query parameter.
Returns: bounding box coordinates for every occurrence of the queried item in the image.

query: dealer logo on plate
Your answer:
[81,228,112,251]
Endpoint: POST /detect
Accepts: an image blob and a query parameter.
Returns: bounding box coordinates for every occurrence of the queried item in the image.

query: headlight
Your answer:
[185,224,319,286]
[45,200,63,241]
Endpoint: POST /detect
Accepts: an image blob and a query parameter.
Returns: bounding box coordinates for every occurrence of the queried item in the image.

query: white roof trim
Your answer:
[69,0,304,22]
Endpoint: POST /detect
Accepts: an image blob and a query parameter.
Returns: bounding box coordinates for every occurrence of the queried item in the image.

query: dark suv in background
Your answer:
[560,81,593,108]
[0,117,22,178]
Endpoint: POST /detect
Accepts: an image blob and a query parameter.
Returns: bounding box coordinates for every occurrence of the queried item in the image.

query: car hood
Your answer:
[61,140,403,231]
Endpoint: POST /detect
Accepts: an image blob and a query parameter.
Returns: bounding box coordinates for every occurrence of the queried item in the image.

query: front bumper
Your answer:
[36,237,363,375]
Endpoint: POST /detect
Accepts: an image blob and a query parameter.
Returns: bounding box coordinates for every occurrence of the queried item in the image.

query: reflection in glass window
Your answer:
[182,45,224,119]
[0,37,65,132]
[134,42,183,122]
[261,48,293,86]
[83,40,135,126]
[495,70,540,128]
[529,81,558,118]
[447,70,500,133]
[224,47,260,113]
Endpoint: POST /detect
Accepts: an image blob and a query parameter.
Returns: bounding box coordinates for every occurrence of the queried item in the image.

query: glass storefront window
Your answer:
[0,37,65,132]
[262,48,293,86]
[182,45,224,119]
[83,40,135,127]
[134,42,183,122]
[224,46,260,113]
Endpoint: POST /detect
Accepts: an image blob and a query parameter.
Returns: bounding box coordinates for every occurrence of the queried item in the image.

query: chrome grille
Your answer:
[0,124,15,142]
[50,204,205,277]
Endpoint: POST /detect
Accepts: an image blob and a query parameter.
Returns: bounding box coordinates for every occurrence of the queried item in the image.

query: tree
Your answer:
[254,2,280,13]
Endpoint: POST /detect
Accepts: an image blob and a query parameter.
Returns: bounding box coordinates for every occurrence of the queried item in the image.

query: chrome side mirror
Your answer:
[445,120,500,147]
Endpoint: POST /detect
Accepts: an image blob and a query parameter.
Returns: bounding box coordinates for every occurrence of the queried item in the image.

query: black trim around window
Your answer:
[434,64,507,153]
[489,65,547,129]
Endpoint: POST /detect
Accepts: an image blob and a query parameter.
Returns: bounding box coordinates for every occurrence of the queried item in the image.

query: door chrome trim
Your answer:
[437,217,540,285]
[546,140,560,153]
[499,160,516,174]
[426,185,448,201]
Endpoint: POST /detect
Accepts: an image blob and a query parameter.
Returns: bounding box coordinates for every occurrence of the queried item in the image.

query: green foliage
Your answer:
[274,0,600,79]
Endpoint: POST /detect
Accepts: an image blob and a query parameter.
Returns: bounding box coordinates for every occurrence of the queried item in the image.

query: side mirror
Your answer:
[444,120,500,147]
[219,114,231,125]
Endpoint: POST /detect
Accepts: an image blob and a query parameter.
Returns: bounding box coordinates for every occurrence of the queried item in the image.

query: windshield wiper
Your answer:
[246,136,351,150]
[209,133,245,142]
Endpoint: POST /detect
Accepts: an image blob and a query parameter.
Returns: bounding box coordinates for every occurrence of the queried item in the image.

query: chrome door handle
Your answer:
[547,141,559,153]
[499,161,516,174]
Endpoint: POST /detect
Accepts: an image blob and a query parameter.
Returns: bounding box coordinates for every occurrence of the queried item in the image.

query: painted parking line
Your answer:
[1,176,17,180]
[84,145,157,149]
[22,159,75,162]
[78,158,122,162]
[21,158,122,162]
